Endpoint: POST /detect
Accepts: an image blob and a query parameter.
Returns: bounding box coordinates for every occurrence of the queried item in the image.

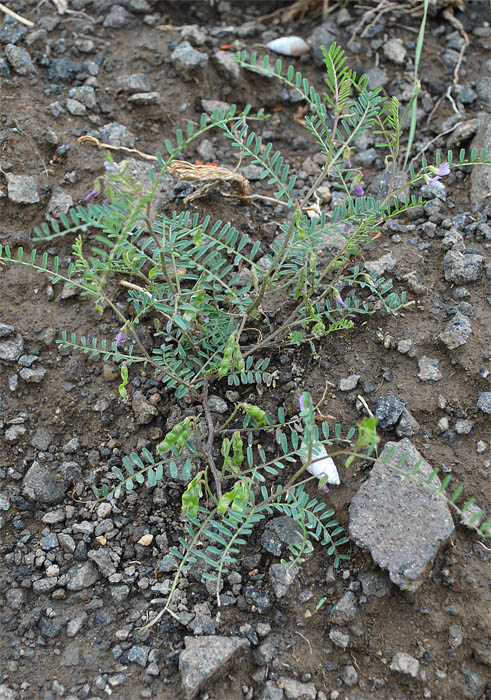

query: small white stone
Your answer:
[266,37,310,57]
[137,534,153,547]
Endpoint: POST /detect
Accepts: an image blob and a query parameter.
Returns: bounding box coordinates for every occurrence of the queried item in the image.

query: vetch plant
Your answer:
[2,43,490,625]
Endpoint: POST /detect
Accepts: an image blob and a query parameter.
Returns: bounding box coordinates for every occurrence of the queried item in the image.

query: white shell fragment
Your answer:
[266,37,310,57]
[299,441,340,485]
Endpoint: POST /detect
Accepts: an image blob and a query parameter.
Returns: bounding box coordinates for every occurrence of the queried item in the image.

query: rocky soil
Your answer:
[0,1,490,699]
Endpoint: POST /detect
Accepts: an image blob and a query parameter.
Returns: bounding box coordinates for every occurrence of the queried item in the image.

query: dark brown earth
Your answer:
[0,1,490,699]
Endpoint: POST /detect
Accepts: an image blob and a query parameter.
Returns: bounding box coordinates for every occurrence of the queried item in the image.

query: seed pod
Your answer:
[243,403,267,426]
[218,334,237,377]
[157,417,192,454]
[231,431,244,469]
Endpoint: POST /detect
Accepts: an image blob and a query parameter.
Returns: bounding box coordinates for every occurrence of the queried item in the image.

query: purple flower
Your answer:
[332,215,340,224]
[344,223,351,234]
[322,484,330,494]
[299,395,305,412]
[344,158,352,169]
[104,160,118,172]
[84,188,99,202]
[115,331,127,346]
[353,183,364,197]
[334,292,347,309]
[427,162,450,186]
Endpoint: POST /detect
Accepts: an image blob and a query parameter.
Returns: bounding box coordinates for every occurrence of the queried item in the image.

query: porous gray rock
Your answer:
[127,645,150,667]
[132,390,158,424]
[438,312,472,349]
[309,22,337,67]
[0,325,23,360]
[418,356,442,382]
[66,562,99,591]
[103,5,132,28]
[390,651,420,678]
[19,367,46,383]
[171,41,208,70]
[6,174,39,204]
[383,38,406,64]
[201,98,231,115]
[98,122,136,147]
[329,627,349,648]
[470,118,491,205]
[269,563,299,599]
[443,250,483,283]
[262,516,303,556]
[47,57,80,82]
[66,98,86,116]
[339,374,360,391]
[365,65,389,90]
[375,390,405,428]
[0,16,26,44]
[349,438,455,591]
[276,677,317,699]
[127,92,161,105]
[179,635,250,699]
[0,685,17,700]
[60,641,80,667]
[23,461,66,504]
[329,591,358,624]
[395,408,421,438]
[358,571,391,598]
[4,44,35,75]
[212,50,240,84]
[68,85,96,108]
[46,188,73,219]
[116,73,151,93]
[367,168,407,203]
[88,548,119,577]
[477,392,491,414]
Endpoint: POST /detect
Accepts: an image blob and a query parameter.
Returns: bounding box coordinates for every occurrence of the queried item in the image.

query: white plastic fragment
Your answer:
[299,441,340,485]
[266,37,310,57]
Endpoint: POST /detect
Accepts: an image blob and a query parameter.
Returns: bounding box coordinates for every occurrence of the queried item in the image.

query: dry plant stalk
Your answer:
[52,0,69,13]
[167,160,252,204]
[0,2,34,26]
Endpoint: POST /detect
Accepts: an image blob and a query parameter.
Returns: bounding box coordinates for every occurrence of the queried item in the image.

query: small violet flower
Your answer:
[104,160,118,172]
[344,158,352,169]
[84,188,99,202]
[353,182,364,197]
[115,331,127,346]
[299,395,305,413]
[334,291,348,309]
[427,162,450,186]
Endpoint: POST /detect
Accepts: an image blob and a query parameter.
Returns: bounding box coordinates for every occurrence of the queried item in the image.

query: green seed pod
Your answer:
[231,431,244,468]
[218,333,238,377]
[157,417,192,454]
[221,437,231,459]
[243,403,267,426]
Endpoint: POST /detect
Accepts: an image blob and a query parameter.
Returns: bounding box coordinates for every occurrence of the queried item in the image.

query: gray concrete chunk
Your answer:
[349,439,454,591]
[179,635,250,699]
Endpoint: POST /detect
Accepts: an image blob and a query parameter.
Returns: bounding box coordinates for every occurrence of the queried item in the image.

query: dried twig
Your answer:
[442,7,469,86]
[202,376,223,500]
[77,135,158,161]
[0,2,34,26]
[411,120,464,164]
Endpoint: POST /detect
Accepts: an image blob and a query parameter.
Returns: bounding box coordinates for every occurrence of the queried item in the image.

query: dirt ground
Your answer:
[0,1,490,699]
